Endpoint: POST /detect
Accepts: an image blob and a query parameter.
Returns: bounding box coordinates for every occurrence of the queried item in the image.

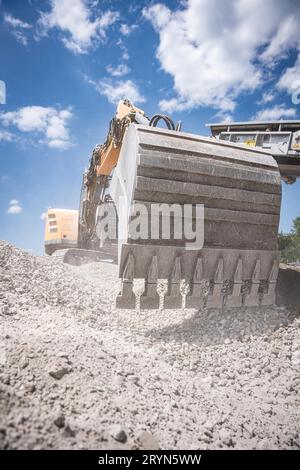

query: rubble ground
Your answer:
[0,240,299,449]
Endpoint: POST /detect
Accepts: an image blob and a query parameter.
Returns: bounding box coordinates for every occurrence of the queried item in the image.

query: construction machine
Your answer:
[44,100,300,309]
[44,209,78,255]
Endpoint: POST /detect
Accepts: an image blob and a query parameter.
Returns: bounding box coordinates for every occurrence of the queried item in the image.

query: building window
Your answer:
[49,221,57,226]
[48,214,56,219]
[49,228,58,233]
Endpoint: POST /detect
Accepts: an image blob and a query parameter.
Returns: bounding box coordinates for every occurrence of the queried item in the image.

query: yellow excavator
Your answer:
[44,100,300,309]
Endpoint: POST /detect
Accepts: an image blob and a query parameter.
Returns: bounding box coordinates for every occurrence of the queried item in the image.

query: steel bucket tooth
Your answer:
[260,259,278,306]
[206,258,224,309]
[226,258,243,308]
[163,257,183,309]
[140,255,160,309]
[186,257,205,309]
[116,253,136,309]
[244,259,261,307]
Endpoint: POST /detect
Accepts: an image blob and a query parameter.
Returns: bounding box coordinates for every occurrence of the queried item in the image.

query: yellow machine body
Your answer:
[97,100,146,176]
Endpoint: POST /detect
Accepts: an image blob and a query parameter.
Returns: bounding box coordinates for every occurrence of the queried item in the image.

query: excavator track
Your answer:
[111,125,281,309]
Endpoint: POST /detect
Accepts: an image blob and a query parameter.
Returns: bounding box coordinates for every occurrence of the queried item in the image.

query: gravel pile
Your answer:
[0,240,299,449]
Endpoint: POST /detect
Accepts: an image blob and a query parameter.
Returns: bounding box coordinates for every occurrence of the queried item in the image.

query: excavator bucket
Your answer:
[110,124,281,309]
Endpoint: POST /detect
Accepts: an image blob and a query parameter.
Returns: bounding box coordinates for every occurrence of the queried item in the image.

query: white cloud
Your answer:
[257,91,276,105]
[7,200,22,215]
[0,106,73,149]
[212,111,234,123]
[40,212,47,220]
[0,130,14,142]
[255,104,297,121]
[277,54,300,93]
[158,98,190,114]
[4,13,32,45]
[116,38,130,61]
[120,23,137,36]
[89,78,145,104]
[37,0,119,54]
[260,15,300,64]
[3,14,31,29]
[0,80,5,104]
[7,205,22,214]
[106,63,130,77]
[143,0,300,113]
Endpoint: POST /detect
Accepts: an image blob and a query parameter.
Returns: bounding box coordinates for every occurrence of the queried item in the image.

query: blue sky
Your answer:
[0,0,300,254]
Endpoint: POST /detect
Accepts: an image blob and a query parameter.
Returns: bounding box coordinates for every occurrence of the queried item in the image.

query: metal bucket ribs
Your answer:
[111,125,281,309]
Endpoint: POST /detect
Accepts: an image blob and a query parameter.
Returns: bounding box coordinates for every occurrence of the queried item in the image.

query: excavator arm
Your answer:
[77,100,180,250]
[78,100,148,249]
